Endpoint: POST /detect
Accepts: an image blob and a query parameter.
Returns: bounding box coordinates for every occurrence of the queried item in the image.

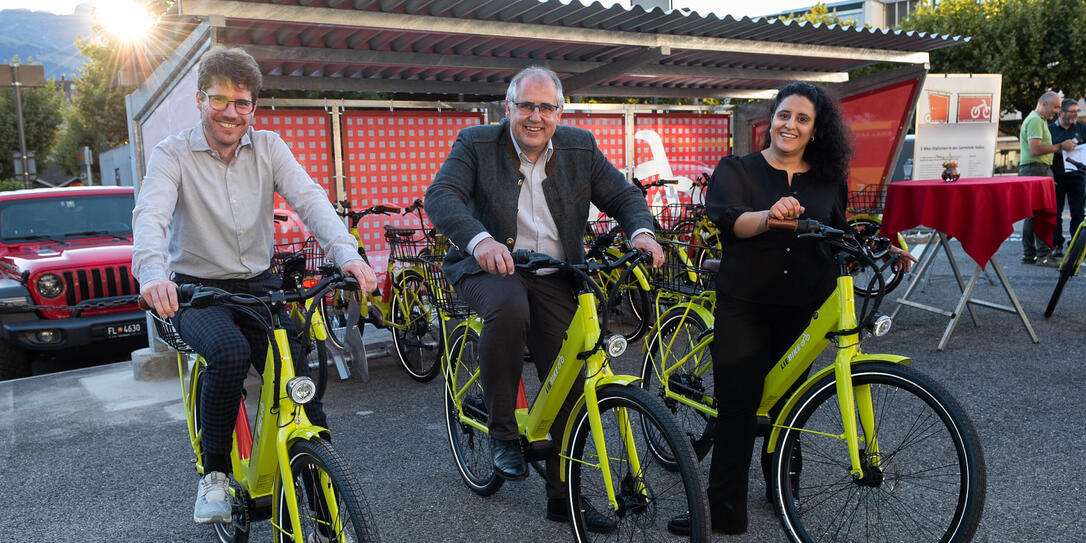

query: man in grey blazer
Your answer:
[425,66,662,532]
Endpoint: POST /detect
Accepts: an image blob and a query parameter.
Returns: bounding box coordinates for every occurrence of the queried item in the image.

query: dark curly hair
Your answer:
[197,46,263,99]
[761,81,852,184]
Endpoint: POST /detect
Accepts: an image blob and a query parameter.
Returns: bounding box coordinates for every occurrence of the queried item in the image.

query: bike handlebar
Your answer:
[767,217,844,236]
[138,270,359,314]
[402,198,424,215]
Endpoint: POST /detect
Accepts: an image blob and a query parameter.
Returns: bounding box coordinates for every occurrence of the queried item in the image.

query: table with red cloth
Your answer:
[880,176,1056,350]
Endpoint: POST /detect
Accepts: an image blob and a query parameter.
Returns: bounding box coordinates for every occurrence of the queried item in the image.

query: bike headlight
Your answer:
[35,273,64,299]
[286,377,317,405]
[604,334,628,358]
[870,315,893,337]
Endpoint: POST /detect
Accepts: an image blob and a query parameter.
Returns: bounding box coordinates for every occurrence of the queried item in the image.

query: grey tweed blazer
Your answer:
[424,119,653,285]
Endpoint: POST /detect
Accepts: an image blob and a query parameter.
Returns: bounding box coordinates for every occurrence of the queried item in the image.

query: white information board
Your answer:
[914,74,1002,180]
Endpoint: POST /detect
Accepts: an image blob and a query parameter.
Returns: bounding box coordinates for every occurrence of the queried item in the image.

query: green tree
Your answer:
[0,57,65,182]
[901,0,1086,117]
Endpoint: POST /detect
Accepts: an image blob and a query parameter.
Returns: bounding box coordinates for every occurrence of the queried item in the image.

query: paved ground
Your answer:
[1,229,1085,542]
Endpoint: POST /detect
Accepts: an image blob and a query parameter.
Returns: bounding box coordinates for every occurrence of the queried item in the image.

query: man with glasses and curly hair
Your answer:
[132,46,377,527]
[426,65,663,532]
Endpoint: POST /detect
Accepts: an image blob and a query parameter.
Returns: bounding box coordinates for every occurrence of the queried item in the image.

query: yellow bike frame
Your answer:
[178,327,342,542]
[646,272,911,481]
[443,290,650,513]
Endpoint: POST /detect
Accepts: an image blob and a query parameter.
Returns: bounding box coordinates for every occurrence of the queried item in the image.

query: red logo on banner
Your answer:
[957,94,993,123]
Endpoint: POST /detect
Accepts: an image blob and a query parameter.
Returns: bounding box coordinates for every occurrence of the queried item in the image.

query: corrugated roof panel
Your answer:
[169,0,967,97]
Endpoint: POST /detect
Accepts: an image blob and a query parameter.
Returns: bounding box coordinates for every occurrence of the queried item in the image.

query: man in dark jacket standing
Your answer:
[1049,98,1086,257]
[425,66,662,532]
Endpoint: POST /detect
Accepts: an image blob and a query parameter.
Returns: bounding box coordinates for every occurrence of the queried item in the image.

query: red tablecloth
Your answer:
[881,176,1057,269]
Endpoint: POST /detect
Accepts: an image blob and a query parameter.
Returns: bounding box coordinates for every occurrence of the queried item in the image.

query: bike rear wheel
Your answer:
[275,438,379,543]
[443,326,503,496]
[640,308,715,469]
[772,362,986,543]
[566,384,711,541]
[1044,229,1086,318]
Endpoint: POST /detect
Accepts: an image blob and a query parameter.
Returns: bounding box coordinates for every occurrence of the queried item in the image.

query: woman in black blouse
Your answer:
[669,82,913,535]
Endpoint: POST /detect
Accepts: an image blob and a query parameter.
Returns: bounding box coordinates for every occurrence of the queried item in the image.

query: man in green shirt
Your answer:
[1020,91,1076,265]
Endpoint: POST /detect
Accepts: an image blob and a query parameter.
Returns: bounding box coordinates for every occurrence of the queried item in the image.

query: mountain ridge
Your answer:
[0,5,95,80]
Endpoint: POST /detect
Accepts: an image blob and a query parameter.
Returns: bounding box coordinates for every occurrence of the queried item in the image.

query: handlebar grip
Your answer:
[767,218,821,234]
[510,249,532,265]
[137,283,197,312]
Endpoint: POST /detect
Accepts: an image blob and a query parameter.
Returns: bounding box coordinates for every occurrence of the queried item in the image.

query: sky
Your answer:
[0,0,817,19]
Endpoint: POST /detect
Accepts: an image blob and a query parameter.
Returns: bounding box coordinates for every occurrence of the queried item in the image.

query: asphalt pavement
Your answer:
[1,226,1085,542]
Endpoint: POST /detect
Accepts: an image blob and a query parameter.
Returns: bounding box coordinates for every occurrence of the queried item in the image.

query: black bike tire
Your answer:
[443,327,504,496]
[391,270,441,382]
[773,362,986,543]
[274,438,380,543]
[848,217,906,297]
[1044,231,1086,318]
[566,384,712,541]
[639,308,714,470]
[213,480,251,543]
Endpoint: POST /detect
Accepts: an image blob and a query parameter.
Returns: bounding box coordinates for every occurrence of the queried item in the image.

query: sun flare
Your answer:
[93,0,156,43]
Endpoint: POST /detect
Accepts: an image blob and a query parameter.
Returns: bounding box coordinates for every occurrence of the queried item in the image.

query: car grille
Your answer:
[61,265,139,306]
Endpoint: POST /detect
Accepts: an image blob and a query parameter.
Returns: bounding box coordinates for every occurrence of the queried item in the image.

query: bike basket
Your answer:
[270,236,326,276]
[847,184,889,215]
[650,203,699,234]
[418,254,474,317]
[149,314,193,353]
[384,225,431,264]
[648,239,721,296]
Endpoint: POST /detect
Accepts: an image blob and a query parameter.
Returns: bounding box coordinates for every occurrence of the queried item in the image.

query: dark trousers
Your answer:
[1020,162,1056,258]
[456,271,578,499]
[1054,173,1086,250]
[174,270,325,475]
[708,295,814,521]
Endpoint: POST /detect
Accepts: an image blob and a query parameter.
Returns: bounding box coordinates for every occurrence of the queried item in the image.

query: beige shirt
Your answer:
[466,128,650,258]
[132,124,360,284]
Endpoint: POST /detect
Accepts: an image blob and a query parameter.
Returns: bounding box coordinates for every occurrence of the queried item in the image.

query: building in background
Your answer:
[769,0,940,29]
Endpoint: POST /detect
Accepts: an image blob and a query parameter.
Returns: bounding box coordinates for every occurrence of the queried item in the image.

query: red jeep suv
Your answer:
[0,186,144,379]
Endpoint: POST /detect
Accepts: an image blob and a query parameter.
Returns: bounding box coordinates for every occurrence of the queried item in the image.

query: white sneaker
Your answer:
[193,471,232,524]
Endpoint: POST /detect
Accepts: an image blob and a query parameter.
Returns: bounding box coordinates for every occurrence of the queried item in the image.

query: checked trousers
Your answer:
[173,270,327,474]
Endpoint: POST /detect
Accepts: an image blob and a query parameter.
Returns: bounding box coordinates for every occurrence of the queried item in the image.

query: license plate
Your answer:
[107,322,143,338]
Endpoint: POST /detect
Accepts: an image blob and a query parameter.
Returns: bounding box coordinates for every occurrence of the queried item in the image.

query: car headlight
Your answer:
[35,273,64,299]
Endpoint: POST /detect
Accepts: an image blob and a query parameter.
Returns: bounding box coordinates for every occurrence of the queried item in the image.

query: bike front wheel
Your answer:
[443,326,503,496]
[566,384,711,541]
[275,439,380,543]
[1045,230,1086,318]
[772,362,986,543]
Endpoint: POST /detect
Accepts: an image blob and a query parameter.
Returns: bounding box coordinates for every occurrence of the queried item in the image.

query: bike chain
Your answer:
[0,295,141,314]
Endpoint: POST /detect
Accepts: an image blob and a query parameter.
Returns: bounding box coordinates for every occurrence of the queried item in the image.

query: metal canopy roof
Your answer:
[169,0,965,100]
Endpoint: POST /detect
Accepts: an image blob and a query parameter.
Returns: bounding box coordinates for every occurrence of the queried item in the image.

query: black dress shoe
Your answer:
[667,512,692,535]
[546,497,617,534]
[491,438,527,480]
